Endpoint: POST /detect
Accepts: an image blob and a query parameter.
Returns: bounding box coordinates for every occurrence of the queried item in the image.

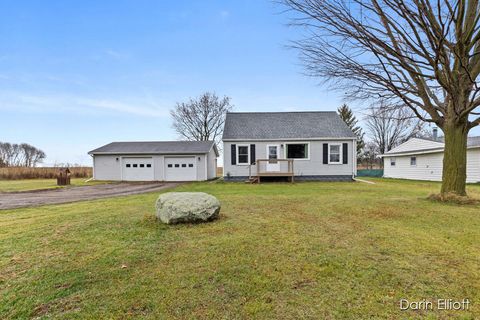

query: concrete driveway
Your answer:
[0,182,181,210]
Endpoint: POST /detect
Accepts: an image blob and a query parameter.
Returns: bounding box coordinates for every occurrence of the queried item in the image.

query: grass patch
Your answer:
[0,178,109,192]
[428,192,480,205]
[1,179,479,319]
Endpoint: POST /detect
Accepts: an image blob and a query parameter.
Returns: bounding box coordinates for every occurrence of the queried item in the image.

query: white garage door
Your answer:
[122,157,154,181]
[165,157,196,181]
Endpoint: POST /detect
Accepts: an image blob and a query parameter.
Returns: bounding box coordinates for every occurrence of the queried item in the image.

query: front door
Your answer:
[266,145,280,172]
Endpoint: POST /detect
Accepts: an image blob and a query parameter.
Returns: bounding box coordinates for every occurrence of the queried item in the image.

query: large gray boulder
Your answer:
[155,192,221,224]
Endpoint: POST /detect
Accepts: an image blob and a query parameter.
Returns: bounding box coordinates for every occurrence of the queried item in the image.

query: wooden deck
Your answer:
[248,159,294,183]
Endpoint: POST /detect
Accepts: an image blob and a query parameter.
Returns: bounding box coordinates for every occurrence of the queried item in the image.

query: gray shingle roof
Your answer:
[222,111,356,140]
[89,141,216,155]
[467,136,480,147]
[383,136,480,156]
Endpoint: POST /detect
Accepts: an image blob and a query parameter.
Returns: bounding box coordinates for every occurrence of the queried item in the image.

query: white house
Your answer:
[382,135,480,183]
[88,141,218,182]
[222,111,357,182]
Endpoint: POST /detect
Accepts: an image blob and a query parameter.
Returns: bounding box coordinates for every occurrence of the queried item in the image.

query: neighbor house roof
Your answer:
[222,111,356,140]
[382,136,480,156]
[88,141,218,156]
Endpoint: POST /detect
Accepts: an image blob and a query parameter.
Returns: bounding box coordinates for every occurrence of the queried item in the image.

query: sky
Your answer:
[2,0,472,166]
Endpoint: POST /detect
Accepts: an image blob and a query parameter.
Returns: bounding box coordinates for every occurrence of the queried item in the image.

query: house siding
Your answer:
[93,153,212,181]
[383,148,480,183]
[223,140,355,178]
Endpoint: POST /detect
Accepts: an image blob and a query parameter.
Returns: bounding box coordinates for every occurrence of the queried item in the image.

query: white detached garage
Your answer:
[88,141,218,182]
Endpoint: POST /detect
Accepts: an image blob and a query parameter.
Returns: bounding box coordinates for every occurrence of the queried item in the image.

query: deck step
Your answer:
[245,177,259,184]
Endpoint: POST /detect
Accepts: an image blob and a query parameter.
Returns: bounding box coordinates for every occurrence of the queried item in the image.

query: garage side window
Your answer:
[390,157,396,166]
[237,145,250,165]
[410,156,417,166]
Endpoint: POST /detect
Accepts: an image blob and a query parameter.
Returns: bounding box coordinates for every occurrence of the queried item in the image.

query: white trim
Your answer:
[236,144,250,165]
[204,154,208,181]
[328,143,342,164]
[284,142,310,161]
[223,137,356,142]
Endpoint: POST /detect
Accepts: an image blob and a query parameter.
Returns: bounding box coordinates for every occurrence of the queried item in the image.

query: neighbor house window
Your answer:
[390,157,396,166]
[329,144,341,164]
[410,156,417,166]
[286,143,309,159]
[237,145,250,165]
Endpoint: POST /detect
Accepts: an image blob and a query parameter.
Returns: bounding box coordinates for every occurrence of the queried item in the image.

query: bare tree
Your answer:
[365,103,427,156]
[171,92,233,148]
[282,0,480,195]
[0,142,46,167]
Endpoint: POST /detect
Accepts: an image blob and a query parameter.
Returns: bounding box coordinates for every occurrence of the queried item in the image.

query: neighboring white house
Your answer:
[88,141,218,181]
[382,136,480,183]
[222,111,357,181]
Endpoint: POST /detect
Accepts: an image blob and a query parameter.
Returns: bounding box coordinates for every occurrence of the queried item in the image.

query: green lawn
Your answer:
[1,179,479,319]
[0,178,107,192]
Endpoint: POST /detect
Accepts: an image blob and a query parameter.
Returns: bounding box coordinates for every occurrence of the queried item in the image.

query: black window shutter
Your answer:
[231,144,236,165]
[323,143,328,164]
[342,143,348,164]
[250,144,256,164]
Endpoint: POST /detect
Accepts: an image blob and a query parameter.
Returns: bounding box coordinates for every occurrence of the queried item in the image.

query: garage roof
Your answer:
[222,111,356,140]
[89,141,218,156]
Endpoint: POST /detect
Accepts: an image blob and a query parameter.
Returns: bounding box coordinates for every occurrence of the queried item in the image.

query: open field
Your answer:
[0,178,105,193]
[1,179,479,319]
[0,167,92,180]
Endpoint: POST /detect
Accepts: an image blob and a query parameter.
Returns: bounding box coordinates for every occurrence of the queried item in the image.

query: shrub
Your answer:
[0,167,92,180]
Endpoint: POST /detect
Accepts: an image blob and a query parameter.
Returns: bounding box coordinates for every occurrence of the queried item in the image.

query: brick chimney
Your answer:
[433,127,438,141]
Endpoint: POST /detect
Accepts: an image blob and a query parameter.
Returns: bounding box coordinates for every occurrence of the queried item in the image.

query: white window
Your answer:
[410,156,417,166]
[237,145,250,165]
[390,157,396,166]
[328,144,341,164]
[286,143,309,159]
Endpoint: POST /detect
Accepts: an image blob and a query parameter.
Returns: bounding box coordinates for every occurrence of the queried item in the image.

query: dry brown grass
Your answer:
[428,192,480,205]
[0,167,92,180]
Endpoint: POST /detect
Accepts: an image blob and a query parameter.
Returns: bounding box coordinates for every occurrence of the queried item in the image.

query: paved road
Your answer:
[0,182,181,210]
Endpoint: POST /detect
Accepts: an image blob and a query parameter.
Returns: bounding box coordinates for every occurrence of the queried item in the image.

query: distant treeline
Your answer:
[0,142,46,167]
[0,167,92,180]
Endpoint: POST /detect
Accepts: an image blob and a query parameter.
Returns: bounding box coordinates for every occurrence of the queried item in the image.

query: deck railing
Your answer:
[248,159,294,182]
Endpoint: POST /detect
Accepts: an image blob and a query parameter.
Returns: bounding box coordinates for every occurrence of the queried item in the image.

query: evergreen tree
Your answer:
[337,104,364,154]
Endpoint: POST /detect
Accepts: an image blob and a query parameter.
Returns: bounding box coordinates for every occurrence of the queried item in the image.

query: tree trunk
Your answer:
[441,122,469,196]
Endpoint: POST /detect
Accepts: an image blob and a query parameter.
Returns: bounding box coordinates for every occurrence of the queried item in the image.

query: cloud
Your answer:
[0,92,169,117]
[219,10,230,20]
[104,49,130,60]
